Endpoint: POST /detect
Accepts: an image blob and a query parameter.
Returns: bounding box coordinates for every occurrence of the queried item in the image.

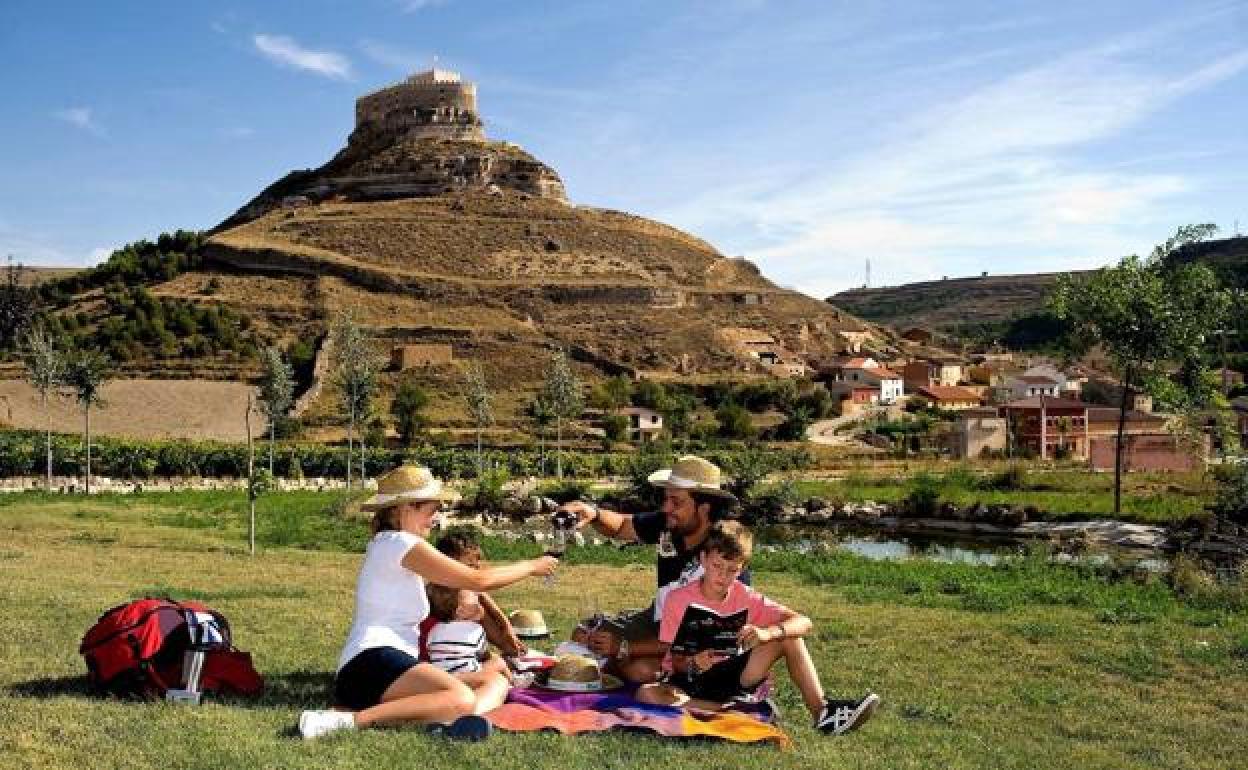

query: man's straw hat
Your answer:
[647,455,736,501]
[360,465,459,511]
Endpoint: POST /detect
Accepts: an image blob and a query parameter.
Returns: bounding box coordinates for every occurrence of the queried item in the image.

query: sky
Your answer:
[1,1,1246,298]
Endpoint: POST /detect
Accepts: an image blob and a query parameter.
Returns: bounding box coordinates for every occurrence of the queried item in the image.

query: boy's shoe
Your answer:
[298,710,356,740]
[815,693,879,735]
[428,714,492,742]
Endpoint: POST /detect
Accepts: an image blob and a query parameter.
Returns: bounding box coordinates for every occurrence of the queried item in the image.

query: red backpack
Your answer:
[79,597,263,699]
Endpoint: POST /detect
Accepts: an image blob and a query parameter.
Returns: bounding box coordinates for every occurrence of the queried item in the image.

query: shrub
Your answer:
[1210,464,1248,526]
[462,465,510,513]
[903,473,942,517]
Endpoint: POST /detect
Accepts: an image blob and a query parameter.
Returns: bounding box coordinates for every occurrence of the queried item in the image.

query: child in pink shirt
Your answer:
[639,521,879,735]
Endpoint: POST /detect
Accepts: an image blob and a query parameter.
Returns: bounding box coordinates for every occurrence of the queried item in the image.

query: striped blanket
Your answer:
[485,687,790,748]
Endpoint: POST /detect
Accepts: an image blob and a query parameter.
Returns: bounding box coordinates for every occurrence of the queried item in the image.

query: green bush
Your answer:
[903,472,943,517]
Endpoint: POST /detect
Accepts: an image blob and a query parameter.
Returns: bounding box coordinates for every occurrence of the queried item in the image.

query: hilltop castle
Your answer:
[353,68,485,143]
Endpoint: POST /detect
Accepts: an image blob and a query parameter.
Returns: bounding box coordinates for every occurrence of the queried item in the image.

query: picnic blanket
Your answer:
[486,687,790,748]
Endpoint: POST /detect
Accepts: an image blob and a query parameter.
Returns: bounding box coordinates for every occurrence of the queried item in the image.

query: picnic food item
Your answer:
[509,609,549,639]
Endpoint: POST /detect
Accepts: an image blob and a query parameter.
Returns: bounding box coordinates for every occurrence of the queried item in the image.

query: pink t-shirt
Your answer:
[658,579,789,671]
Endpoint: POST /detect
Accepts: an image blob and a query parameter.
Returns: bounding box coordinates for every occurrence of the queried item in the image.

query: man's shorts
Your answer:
[611,605,660,642]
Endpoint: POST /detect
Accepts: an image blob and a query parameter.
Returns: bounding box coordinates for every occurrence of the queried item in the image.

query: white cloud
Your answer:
[253,34,353,80]
[53,107,104,137]
[657,35,1248,298]
[398,0,449,12]
[222,126,255,139]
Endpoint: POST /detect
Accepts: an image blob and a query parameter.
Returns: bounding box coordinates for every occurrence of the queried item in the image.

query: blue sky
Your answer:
[2,1,1246,297]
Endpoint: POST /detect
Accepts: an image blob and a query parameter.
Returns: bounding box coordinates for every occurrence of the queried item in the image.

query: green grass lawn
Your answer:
[781,467,1215,524]
[2,490,1246,769]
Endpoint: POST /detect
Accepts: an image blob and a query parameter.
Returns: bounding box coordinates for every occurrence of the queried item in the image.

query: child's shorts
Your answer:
[666,653,758,703]
[427,620,488,674]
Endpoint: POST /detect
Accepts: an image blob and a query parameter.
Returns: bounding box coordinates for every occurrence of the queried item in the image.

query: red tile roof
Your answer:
[917,386,983,403]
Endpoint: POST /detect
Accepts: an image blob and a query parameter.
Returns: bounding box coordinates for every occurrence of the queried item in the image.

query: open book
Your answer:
[670,603,747,657]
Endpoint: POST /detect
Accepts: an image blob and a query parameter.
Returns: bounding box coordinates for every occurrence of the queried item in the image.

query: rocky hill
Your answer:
[10,69,874,436]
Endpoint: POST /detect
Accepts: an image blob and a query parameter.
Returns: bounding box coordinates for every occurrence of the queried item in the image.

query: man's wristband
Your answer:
[616,638,630,660]
[586,503,600,522]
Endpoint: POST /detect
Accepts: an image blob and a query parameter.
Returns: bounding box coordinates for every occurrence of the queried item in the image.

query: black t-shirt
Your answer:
[632,511,751,619]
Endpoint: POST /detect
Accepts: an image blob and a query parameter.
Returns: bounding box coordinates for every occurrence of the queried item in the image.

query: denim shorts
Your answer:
[334,646,420,711]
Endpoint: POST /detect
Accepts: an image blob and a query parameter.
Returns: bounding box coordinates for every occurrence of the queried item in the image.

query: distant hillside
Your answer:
[830,271,1074,333]
[829,236,1248,344]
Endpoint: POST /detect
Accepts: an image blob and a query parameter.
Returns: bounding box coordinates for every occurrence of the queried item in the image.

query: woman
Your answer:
[299,465,557,741]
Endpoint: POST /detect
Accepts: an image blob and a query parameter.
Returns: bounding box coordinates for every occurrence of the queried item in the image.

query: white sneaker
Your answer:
[298,709,356,740]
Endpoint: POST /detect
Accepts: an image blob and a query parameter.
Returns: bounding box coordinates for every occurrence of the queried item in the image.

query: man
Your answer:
[560,455,745,683]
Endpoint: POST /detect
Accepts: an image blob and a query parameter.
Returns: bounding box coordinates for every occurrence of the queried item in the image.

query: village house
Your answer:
[954,406,1008,458]
[837,330,871,353]
[913,385,983,411]
[1009,374,1062,399]
[820,357,904,403]
[903,358,964,390]
[836,385,882,416]
[391,343,454,370]
[616,406,663,442]
[999,396,1090,460]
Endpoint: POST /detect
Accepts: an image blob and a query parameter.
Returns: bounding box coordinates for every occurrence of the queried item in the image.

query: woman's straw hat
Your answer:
[545,654,623,692]
[647,455,736,501]
[509,609,549,639]
[360,465,459,512]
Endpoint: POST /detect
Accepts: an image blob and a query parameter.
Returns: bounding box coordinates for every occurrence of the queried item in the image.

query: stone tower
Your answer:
[353,68,485,143]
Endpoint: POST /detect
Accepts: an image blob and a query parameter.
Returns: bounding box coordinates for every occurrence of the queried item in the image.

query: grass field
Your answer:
[2,490,1246,769]
[777,466,1215,524]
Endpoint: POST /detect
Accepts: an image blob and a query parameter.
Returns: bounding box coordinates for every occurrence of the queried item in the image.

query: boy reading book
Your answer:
[637,521,879,735]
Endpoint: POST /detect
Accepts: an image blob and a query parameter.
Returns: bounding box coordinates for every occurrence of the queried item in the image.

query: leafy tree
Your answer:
[1,257,35,350]
[462,361,495,473]
[589,375,632,410]
[257,346,295,475]
[632,379,669,410]
[62,350,112,495]
[1051,224,1232,514]
[541,349,583,479]
[331,312,379,490]
[390,379,429,447]
[715,401,755,440]
[602,413,630,443]
[526,395,555,475]
[20,324,66,490]
[774,405,814,441]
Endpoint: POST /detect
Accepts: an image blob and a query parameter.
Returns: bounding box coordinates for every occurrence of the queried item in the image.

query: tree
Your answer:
[602,413,630,443]
[20,324,66,490]
[62,350,111,495]
[715,401,755,440]
[331,312,379,490]
[541,349,583,479]
[1051,224,1232,514]
[257,346,295,476]
[1,256,35,350]
[462,361,494,474]
[390,379,429,447]
[526,395,555,475]
[589,375,632,410]
[775,405,814,442]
